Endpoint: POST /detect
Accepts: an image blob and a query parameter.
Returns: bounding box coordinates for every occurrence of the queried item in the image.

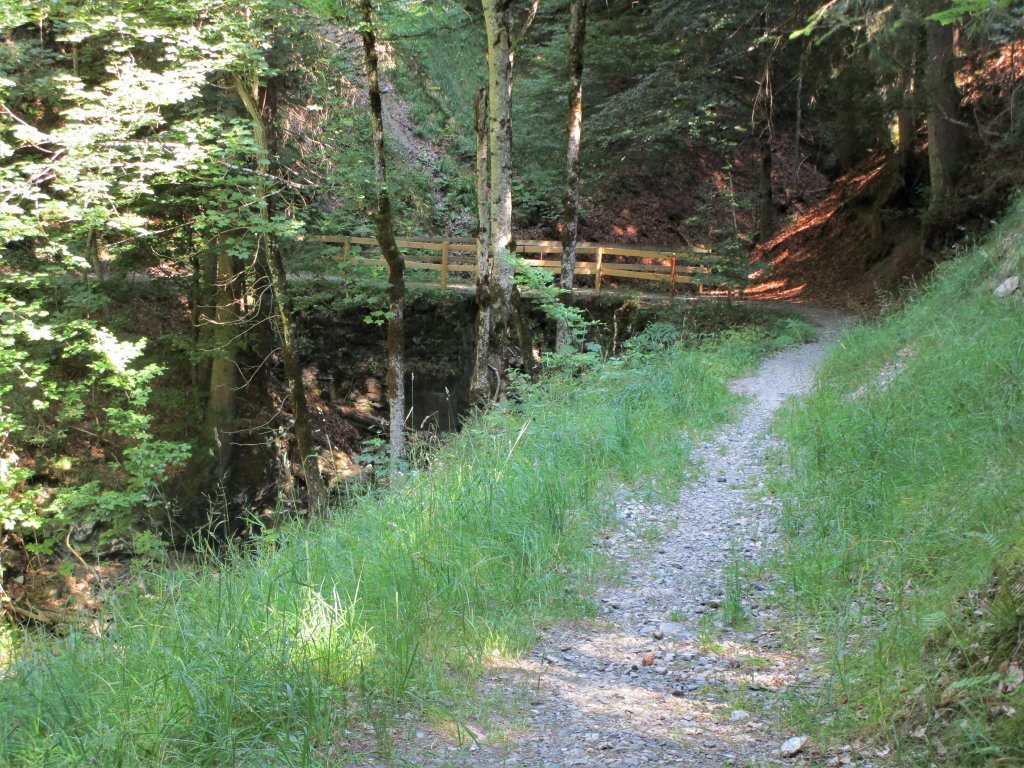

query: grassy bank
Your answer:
[0,311,808,767]
[773,199,1024,764]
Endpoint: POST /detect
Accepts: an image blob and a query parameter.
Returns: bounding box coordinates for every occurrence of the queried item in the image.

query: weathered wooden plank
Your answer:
[519,258,563,270]
[350,257,478,274]
[598,261,708,275]
[304,235,349,243]
[410,262,476,273]
[601,245,710,258]
[600,267,696,284]
[514,244,564,255]
[441,241,450,290]
[308,234,710,259]
[352,253,707,275]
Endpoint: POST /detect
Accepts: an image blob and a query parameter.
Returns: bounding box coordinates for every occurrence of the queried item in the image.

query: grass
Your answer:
[721,554,750,628]
[0,309,809,767]
[771,196,1024,764]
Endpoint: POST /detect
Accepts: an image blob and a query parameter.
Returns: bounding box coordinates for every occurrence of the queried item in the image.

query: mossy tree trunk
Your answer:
[190,229,216,395]
[360,0,407,462]
[205,242,243,483]
[471,86,494,403]
[790,47,805,194]
[924,8,964,221]
[235,74,323,508]
[754,11,776,245]
[556,0,588,352]
[757,134,774,243]
[896,66,920,174]
[472,0,516,403]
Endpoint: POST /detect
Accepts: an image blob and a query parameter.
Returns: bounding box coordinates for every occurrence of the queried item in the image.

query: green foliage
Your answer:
[771,195,1024,762]
[582,1,756,162]
[0,314,796,766]
[0,0,292,543]
[508,253,590,338]
[0,289,190,541]
[931,0,1013,24]
[0,0,409,545]
[622,321,686,356]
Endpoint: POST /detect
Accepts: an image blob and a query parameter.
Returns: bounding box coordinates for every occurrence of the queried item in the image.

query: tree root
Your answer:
[2,599,72,627]
[0,580,82,630]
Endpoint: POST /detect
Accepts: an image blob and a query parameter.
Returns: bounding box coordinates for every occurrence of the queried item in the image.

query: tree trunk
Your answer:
[205,243,243,483]
[753,15,775,245]
[896,70,918,173]
[473,0,516,401]
[511,286,536,375]
[87,230,105,283]
[470,86,494,404]
[235,74,323,508]
[191,235,216,394]
[757,134,773,243]
[361,0,407,463]
[790,45,807,193]
[556,0,588,352]
[925,12,964,220]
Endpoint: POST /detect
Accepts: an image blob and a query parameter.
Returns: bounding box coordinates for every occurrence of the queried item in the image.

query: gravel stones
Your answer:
[781,735,809,757]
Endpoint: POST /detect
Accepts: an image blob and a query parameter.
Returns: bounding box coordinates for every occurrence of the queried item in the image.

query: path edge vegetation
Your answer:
[771,195,1024,765]
[0,309,811,766]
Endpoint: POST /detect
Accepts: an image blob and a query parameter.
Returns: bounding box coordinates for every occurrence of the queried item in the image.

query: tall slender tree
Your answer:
[471,85,494,402]
[471,0,517,403]
[235,72,324,507]
[556,0,589,352]
[754,5,778,244]
[204,240,244,484]
[469,0,544,398]
[360,0,407,462]
[924,2,965,221]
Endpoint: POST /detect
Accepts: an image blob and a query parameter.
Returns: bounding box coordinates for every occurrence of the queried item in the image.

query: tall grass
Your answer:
[773,198,1024,763]
[0,312,804,767]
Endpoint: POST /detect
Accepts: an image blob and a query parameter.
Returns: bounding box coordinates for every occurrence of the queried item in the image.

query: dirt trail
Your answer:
[354,309,863,768]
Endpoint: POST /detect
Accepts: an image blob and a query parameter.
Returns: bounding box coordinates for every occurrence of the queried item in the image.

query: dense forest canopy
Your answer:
[0,0,1021,570]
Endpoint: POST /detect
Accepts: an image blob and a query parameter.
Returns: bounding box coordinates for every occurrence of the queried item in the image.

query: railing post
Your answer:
[670,256,677,298]
[342,238,351,263]
[595,247,604,296]
[441,239,450,290]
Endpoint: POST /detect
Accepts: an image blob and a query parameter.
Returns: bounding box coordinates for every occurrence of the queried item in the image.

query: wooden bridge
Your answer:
[304,235,732,295]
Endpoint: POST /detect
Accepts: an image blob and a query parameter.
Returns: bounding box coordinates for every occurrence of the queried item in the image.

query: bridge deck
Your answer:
[299,235,739,295]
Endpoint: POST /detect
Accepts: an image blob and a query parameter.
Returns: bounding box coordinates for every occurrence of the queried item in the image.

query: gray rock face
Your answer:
[994,275,1020,298]
[780,735,808,757]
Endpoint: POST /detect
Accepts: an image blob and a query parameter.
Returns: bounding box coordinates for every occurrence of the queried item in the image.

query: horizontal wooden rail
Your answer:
[298,234,725,295]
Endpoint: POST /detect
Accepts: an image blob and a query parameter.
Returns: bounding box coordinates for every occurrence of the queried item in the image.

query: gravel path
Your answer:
[350,310,853,768]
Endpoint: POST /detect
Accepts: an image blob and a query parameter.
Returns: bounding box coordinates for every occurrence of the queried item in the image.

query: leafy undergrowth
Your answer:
[0,311,809,767]
[773,196,1024,764]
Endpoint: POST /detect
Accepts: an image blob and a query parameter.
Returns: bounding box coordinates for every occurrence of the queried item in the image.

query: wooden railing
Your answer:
[303,235,722,295]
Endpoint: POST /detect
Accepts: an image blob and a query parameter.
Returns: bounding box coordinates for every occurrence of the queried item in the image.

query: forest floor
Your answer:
[348,307,889,768]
